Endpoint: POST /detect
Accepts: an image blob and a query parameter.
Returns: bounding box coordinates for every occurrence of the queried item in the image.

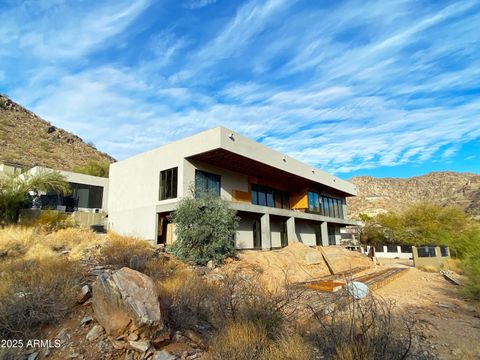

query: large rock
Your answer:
[92,267,164,337]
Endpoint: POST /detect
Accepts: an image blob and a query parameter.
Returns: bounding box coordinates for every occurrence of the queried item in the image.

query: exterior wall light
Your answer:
[228,133,235,140]
[282,156,286,162]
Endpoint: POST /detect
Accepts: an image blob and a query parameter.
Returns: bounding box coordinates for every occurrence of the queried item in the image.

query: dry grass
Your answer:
[100,232,154,271]
[417,265,439,273]
[441,258,464,274]
[157,268,225,330]
[205,321,311,360]
[0,226,103,261]
[0,226,35,258]
[0,257,83,339]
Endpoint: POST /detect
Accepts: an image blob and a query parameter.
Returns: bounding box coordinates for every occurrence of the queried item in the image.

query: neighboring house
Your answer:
[0,161,27,177]
[108,127,359,249]
[27,166,109,212]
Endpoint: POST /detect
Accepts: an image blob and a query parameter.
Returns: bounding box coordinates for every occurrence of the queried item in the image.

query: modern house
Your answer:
[108,127,359,249]
[27,166,109,212]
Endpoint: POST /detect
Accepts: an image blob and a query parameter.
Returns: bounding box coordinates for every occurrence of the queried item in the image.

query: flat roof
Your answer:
[114,126,357,196]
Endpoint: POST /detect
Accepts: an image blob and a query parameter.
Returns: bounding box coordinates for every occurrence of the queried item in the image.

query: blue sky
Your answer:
[1,0,479,179]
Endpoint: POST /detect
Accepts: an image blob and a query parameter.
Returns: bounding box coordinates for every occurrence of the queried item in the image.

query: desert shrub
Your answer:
[0,226,34,258]
[216,270,297,337]
[31,210,75,231]
[262,332,312,360]
[101,232,154,271]
[44,227,101,259]
[143,254,184,282]
[205,321,312,360]
[441,258,464,274]
[416,265,438,273]
[462,257,480,299]
[205,321,269,360]
[157,270,225,330]
[169,190,239,265]
[0,169,69,225]
[73,160,110,177]
[0,257,83,339]
[305,293,415,360]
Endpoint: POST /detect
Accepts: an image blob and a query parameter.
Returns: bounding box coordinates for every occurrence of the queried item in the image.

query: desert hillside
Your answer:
[0,95,114,170]
[348,171,480,218]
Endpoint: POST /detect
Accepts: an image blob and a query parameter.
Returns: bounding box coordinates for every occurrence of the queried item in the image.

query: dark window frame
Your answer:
[159,167,178,200]
[195,170,221,197]
[251,184,289,209]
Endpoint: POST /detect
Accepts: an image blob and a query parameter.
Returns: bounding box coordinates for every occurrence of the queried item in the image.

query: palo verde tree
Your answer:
[168,189,239,266]
[0,169,70,225]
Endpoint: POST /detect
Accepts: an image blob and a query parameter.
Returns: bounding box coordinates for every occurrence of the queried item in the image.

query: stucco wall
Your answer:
[236,213,258,249]
[295,219,318,246]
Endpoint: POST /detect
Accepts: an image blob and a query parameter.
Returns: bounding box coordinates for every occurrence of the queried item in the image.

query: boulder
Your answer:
[77,284,92,304]
[152,350,176,360]
[128,340,150,353]
[86,325,104,341]
[92,267,164,337]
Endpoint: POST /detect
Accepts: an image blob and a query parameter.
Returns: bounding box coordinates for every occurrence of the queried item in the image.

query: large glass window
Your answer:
[159,167,178,200]
[195,170,221,197]
[308,193,345,218]
[251,184,289,209]
[417,246,437,258]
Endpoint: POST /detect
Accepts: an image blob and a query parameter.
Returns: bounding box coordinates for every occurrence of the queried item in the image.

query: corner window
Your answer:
[159,167,178,200]
[195,170,221,197]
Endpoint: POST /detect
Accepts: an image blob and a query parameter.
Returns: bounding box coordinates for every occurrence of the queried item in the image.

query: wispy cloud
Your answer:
[2,0,480,176]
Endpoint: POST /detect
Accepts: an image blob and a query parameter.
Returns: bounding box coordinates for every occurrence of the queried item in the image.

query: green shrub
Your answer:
[169,190,239,265]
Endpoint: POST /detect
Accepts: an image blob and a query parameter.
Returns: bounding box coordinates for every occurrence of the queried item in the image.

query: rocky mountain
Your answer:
[347,171,480,219]
[0,95,114,171]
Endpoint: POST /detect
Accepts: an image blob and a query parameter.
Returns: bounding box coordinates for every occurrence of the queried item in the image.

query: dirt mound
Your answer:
[230,243,373,289]
[321,246,373,273]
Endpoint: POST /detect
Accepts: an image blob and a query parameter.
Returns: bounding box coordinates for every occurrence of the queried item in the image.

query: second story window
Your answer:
[251,184,289,209]
[159,167,178,200]
[195,170,221,197]
[307,191,345,219]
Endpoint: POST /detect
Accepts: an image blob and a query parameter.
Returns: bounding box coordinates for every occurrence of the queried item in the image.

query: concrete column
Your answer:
[334,225,341,245]
[260,213,271,250]
[286,217,298,243]
[320,221,329,246]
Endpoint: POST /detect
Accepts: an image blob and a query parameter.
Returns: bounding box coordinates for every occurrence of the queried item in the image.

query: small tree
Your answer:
[169,190,239,265]
[0,170,70,225]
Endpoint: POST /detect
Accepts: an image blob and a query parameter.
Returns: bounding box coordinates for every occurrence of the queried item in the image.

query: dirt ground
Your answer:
[374,260,480,360]
[230,243,373,289]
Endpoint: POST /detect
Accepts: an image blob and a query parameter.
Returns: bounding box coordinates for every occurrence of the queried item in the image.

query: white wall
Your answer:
[270,218,283,248]
[295,219,317,246]
[366,245,412,259]
[236,214,257,249]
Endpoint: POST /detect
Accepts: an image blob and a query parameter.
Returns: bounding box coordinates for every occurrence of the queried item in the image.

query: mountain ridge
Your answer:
[347,171,480,219]
[0,95,114,171]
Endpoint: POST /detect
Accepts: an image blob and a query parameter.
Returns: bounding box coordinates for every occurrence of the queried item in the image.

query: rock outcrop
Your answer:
[92,267,165,338]
[348,171,480,219]
[0,94,114,170]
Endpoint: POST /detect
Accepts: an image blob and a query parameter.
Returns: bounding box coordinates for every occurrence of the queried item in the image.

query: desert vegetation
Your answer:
[169,190,239,265]
[360,203,480,298]
[0,223,424,360]
[0,169,69,226]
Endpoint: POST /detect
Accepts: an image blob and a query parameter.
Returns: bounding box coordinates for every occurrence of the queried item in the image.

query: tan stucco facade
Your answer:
[108,126,358,248]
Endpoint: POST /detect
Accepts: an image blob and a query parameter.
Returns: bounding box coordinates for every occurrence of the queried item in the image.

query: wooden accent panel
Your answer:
[290,192,308,209]
[232,189,251,203]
